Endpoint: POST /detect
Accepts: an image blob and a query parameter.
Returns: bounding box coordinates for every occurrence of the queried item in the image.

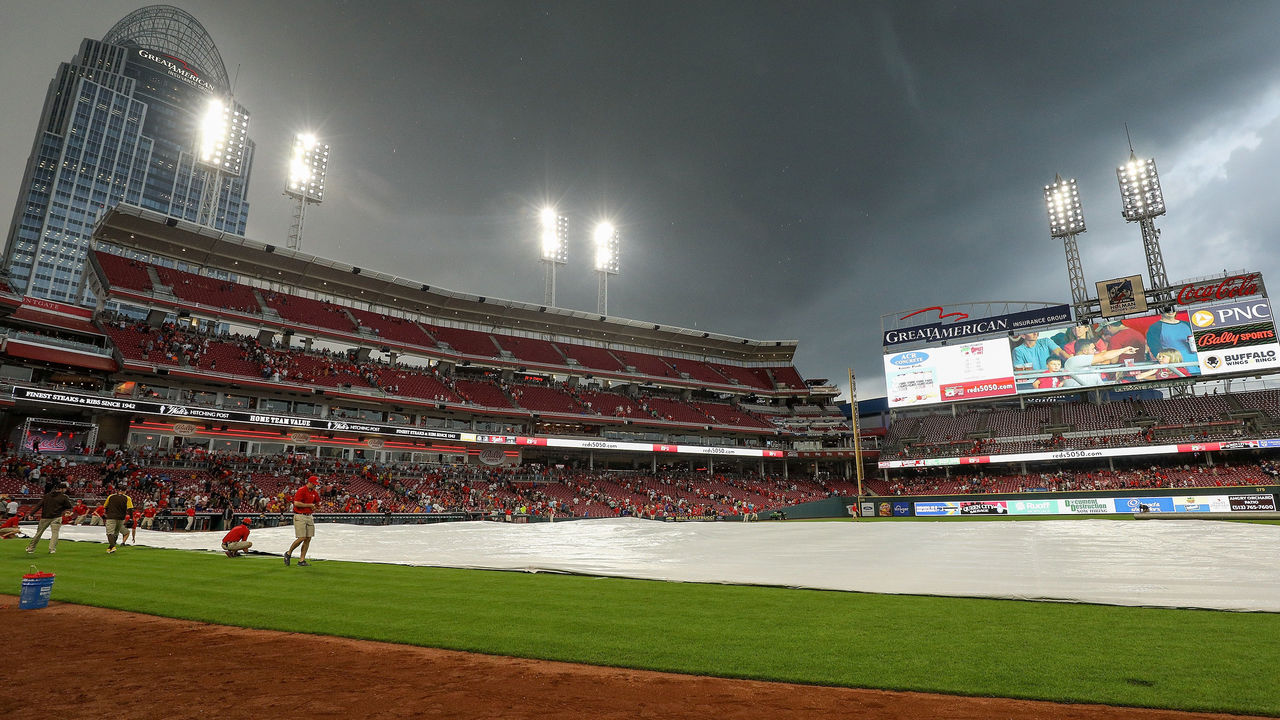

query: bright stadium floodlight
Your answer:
[1044,174,1088,312]
[1116,150,1171,300]
[195,95,249,228]
[285,132,331,251]
[539,206,568,306]
[593,221,619,315]
[1117,155,1166,221]
[197,97,226,165]
[196,96,249,175]
[1045,176,1085,237]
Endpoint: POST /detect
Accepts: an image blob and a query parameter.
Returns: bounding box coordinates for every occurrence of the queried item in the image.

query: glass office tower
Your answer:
[1,6,254,302]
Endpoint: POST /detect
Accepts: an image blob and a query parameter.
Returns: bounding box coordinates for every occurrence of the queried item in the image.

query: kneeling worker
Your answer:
[222,517,253,557]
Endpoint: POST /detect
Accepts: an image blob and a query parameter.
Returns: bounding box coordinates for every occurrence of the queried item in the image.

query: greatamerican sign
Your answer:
[883,304,1072,347]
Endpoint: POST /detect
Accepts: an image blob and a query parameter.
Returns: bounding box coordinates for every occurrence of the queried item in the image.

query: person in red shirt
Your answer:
[284,476,320,567]
[221,517,253,557]
[90,504,106,526]
[184,506,196,531]
[0,510,25,539]
[142,505,157,530]
[72,500,89,525]
[128,509,143,544]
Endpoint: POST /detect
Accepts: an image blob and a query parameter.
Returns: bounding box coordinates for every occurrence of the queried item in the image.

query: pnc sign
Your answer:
[1189,299,1272,330]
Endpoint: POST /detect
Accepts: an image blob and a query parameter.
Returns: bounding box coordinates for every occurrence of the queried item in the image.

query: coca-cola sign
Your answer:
[1175,273,1263,306]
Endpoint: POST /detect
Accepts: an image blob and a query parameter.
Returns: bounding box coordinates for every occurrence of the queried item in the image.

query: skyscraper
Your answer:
[1,5,254,302]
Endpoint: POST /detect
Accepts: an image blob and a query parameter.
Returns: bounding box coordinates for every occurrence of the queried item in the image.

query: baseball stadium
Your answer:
[3,6,1279,720]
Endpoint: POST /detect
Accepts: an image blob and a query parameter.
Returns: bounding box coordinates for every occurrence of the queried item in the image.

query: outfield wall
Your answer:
[849,485,1280,518]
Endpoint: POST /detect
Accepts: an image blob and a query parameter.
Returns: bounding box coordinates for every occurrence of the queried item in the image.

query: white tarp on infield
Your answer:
[46,517,1280,612]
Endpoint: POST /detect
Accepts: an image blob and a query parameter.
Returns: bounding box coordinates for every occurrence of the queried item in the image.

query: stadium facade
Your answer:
[1,6,252,303]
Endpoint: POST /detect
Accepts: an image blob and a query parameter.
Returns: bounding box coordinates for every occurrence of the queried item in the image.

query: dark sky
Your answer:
[3,1,1279,400]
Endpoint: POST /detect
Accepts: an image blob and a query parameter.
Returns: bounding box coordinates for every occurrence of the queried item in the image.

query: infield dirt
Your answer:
[2,602,1270,719]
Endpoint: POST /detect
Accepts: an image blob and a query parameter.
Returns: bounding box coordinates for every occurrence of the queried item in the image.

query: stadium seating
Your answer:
[690,402,773,429]
[152,266,260,314]
[262,292,359,333]
[93,251,154,292]
[424,324,502,358]
[493,334,567,367]
[642,396,713,424]
[553,342,627,372]
[376,366,462,403]
[347,307,436,347]
[576,389,647,418]
[510,384,588,414]
[454,378,515,408]
[708,363,773,390]
[664,357,730,385]
[610,350,680,379]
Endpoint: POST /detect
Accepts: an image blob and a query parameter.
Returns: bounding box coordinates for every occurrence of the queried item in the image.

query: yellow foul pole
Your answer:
[848,368,865,516]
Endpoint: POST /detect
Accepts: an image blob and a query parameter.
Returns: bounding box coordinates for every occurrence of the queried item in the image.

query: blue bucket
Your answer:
[19,572,55,610]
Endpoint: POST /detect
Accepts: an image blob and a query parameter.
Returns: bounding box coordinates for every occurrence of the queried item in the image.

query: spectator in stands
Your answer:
[25,482,72,554]
[284,476,320,567]
[221,517,254,557]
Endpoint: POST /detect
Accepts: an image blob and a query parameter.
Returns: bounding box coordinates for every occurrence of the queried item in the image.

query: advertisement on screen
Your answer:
[885,299,1278,408]
[1197,343,1280,376]
[884,339,1016,408]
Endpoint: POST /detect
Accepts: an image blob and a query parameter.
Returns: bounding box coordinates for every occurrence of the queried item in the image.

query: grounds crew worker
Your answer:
[104,486,134,554]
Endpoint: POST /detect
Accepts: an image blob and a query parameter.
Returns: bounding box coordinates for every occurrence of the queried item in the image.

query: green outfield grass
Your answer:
[4,540,1278,715]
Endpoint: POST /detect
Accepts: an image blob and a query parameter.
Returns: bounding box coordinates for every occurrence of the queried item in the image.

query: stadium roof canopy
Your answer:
[91,205,800,364]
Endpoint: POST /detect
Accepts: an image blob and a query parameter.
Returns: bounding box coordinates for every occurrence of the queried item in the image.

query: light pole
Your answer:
[1116,153,1170,303]
[285,133,330,251]
[593,221,619,316]
[539,207,568,306]
[195,96,248,229]
[1044,175,1088,316]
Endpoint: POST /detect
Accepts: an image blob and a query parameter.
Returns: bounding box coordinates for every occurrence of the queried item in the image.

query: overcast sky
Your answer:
[2,1,1279,401]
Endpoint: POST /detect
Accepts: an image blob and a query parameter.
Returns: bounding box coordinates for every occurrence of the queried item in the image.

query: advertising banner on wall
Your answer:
[878,437,1280,468]
[917,494,1275,517]
[1172,273,1264,307]
[883,305,1072,347]
[1198,343,1280,376]
[884,339,1016,408]
[1188,298,1272,330]
[1097,275,1147,318]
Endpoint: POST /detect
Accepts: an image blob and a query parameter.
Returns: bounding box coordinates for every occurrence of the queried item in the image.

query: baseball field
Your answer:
[4,523,1279,719]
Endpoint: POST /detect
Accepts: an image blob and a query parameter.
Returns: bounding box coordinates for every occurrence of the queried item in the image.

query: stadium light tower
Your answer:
[593,221,620,316]
[285,133,330,251]
[539,207,568,306]
[1116,151,1170,302]
[1044,175,1089,315]
[195,95,248,228]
